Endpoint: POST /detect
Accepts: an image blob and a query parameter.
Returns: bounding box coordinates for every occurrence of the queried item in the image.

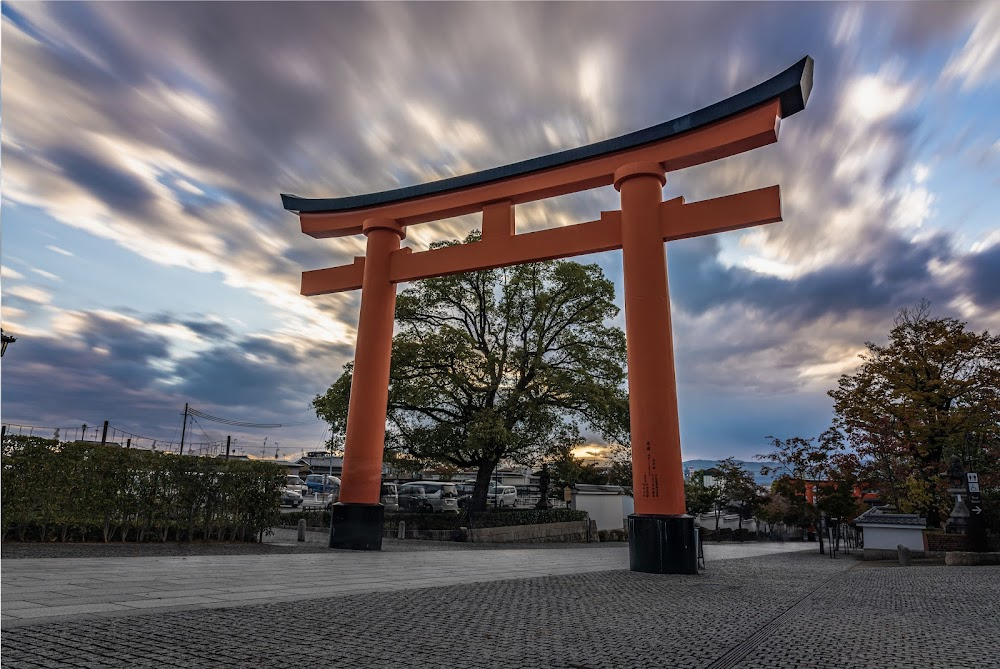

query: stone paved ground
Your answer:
[3,551,997,669]
[737,562,1000,669]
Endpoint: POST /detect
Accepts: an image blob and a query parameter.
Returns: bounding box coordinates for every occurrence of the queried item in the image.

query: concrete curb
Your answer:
[944,551,1000,566]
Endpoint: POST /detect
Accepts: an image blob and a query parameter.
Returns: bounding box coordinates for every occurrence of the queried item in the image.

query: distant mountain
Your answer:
[682,459,784,487]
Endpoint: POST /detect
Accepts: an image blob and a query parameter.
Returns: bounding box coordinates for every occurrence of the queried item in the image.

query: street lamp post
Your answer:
[1,330,16,357]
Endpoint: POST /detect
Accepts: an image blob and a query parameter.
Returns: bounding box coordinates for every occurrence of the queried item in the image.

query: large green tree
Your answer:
[715,458,763,533]
[828,302,1000,526]
[684,470,721,517]
[314,232,629,511]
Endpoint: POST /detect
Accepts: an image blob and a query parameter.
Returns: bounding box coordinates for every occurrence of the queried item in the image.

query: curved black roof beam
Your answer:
[282,56,812,215]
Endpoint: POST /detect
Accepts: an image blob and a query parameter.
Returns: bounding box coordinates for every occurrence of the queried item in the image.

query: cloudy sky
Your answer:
[2,2,998,462]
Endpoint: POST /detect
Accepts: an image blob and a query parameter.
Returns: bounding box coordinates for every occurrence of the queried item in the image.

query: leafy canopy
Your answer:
[828,301,1000,525]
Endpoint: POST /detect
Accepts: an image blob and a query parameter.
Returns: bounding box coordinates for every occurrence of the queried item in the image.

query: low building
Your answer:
[297,452,344,477]
[570,484,627,531]
[853,506,927,559]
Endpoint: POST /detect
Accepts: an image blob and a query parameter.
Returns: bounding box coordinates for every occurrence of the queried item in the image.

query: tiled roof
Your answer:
[298,456,344,470]
[853,505,926,526]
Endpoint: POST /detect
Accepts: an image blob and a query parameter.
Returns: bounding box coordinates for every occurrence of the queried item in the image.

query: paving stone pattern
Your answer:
[738,563,1000,669]
[0,541,817,629]
[7,552,995,669]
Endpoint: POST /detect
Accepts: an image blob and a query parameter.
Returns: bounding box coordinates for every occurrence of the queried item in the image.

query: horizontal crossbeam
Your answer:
[297,101,781,238]
[284,57,813,240]
[300,186,781,296]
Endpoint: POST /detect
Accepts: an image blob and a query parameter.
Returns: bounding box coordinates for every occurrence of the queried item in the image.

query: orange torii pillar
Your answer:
[615,162,694,571]
[284,56,813,571]
[338,219,404,508]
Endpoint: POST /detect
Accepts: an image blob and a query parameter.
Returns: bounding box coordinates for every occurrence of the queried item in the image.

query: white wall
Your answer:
[572,492,626,531]
[863,525,925,552]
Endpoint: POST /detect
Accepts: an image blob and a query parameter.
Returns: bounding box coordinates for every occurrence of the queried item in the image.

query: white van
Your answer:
[487,485,517,508]
[381,482,400,512]
[285,475,308,496]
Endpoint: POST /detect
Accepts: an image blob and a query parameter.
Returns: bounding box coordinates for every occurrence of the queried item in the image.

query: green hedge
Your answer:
[701,527,761,542]
[460,508,588,529]
[384,508,589,532]
[278,508,589,533]
[1,436,284,543]
[281,509,331,528]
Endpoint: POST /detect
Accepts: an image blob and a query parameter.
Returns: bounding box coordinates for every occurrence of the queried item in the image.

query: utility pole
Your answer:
[179,403,189,455]
[100,421,109,446]
[225,435,231,459]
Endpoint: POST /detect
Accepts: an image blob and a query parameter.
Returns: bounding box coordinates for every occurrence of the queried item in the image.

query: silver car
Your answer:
[398,481,459,513]
[281,488,303,507]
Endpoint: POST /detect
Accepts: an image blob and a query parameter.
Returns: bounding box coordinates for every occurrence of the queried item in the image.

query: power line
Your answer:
[0,421,220,453]
[187,408,286,428]
[189,409,276,428]
[189,415,224,456]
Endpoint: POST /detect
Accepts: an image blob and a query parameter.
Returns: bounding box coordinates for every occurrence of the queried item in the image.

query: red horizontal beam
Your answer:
[301,256,364,296]
[300,186,782,296]
[663,185,781,241]
[392,210,623,285]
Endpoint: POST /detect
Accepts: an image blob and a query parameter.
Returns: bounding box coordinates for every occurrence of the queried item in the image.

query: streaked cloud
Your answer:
[6,285,53,304]
[45,245,75,257]
[942,3,1000,90]
[30,268,61,282]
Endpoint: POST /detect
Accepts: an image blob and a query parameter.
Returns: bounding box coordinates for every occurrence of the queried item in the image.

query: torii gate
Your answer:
[283,56,813,573]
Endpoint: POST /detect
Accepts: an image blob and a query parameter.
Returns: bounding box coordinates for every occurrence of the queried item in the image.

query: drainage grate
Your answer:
[703,565,855,669]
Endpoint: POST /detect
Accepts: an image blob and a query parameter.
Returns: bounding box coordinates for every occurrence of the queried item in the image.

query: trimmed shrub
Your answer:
[598,528,628,542]
[387,508,588,532]
[1,436,283,542]
[466,508,588,529]
[280,510,331,528]
[279,508,590,533]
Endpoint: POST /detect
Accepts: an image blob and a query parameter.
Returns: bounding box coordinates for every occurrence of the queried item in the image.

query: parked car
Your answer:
[455,481,516,509]
[381,482,400,512]
[456,482,476,509]
[281,488,303,508]
[487,485,517,508]
[285,475,308,496]
[397,481,459,513]
[327,481,399,511]
[306,474,341,495]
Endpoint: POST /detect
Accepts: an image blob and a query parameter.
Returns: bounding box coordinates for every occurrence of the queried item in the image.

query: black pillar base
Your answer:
[329,502,384,551]
[628,514,698,574]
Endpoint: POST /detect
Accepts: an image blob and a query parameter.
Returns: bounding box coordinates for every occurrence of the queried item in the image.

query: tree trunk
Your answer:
[469,459,500,512]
